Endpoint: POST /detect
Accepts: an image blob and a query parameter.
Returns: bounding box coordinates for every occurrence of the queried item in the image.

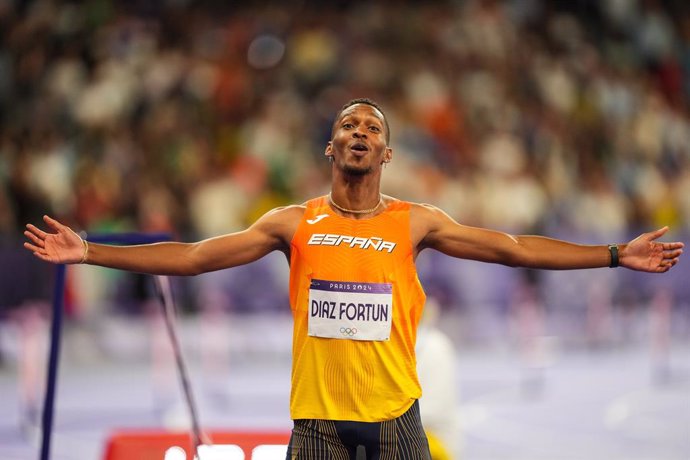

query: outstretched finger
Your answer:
[42,215,64,232]
[665,248,684,259]
[663,241,685,250]
[661,258,679,272]
[662,251,683,270]
[647,226,669,241]
[24,241,45,255]
[30,251,53,263]
[26,223,48,239]
[24,230,44,248]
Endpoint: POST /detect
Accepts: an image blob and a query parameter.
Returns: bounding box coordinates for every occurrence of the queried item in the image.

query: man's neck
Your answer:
[329,175,383,212]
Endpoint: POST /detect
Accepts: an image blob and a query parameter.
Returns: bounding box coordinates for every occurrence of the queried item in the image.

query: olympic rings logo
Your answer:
[340,327,357,337]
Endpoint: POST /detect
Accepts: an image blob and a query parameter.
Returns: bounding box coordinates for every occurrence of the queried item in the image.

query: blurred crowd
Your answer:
[2,0,690,240]
[1,0,690,317]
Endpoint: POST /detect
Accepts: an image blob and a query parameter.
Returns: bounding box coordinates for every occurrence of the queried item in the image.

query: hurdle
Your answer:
[39,232,172,460]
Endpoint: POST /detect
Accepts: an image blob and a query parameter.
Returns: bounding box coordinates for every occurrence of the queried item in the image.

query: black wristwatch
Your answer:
[608,244,619,268]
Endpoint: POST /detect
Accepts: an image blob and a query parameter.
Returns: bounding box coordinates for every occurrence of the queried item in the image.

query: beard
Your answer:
[341,163,372,176]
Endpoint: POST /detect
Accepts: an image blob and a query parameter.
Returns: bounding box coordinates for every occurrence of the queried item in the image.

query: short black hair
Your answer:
[332,98,391,144]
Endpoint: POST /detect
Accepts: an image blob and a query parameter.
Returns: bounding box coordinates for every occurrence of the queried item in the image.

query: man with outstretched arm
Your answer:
[24,98,684,460]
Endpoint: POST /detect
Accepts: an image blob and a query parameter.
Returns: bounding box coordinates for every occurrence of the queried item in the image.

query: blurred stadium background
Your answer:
[0,0,689,459]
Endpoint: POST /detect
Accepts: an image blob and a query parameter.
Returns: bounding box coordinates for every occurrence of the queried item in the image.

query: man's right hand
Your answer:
[24,215,86,265]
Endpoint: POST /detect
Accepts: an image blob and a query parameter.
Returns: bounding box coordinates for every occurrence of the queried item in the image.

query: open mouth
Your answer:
[350,142,369,152]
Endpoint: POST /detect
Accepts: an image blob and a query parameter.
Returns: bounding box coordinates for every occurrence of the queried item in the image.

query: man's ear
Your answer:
[325,141,333,159]
[383,146,393,163]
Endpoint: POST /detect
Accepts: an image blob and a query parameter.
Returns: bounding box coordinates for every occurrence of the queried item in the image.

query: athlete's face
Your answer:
[326,104,392,176]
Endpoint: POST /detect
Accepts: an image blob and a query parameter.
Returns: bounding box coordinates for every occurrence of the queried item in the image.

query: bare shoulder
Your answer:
[252,204,306,244]
[410,202,442,213]
[261,204,306,221]
[257,204,306,226]
[409,202,449,226]
[408,202,452,248]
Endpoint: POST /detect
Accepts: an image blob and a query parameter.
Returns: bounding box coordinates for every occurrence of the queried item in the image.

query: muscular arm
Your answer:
[24,206,304,276]
[411,204,684,272]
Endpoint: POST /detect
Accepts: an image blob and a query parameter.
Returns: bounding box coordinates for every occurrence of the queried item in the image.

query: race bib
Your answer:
[308,279,393,341]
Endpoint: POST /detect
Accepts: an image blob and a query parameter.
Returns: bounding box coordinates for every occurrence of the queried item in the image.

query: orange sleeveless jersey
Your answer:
[289,196,426,422]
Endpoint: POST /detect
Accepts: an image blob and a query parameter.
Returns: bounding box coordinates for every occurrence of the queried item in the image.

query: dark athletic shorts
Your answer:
[286,400,431,460]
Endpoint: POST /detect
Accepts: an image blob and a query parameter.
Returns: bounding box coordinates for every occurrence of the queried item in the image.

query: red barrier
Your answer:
[103,430,290,460]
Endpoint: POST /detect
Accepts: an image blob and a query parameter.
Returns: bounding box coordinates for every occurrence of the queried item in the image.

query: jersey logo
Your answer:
[306,214,329,225]
[308,233,397,253]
